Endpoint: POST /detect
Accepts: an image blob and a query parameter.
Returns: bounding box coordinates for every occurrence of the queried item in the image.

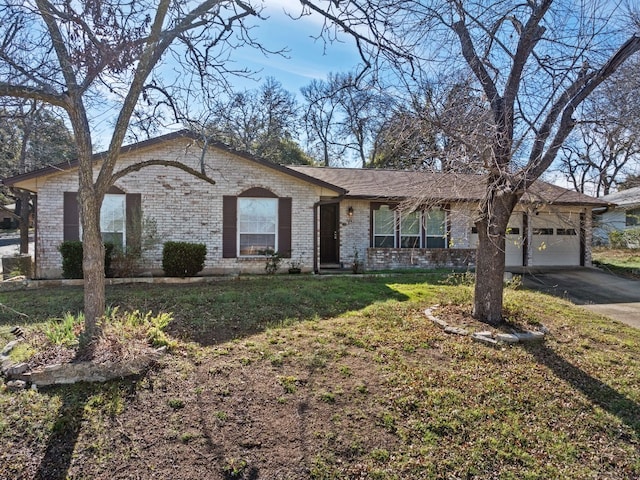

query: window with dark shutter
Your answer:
[222,196,237,258]
[63,192,80,241]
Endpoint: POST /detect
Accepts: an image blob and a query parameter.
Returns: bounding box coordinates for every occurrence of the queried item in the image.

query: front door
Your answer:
[320,203,339,264]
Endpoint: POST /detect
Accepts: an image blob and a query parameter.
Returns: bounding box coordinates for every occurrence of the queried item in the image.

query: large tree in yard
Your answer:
[299,0,640,324]
[0,0,264,340]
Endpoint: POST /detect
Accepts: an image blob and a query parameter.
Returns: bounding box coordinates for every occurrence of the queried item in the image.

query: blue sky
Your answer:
[227,1,364,95]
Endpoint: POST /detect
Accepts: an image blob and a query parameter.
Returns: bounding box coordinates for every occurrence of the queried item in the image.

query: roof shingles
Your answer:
[289,166,608,207]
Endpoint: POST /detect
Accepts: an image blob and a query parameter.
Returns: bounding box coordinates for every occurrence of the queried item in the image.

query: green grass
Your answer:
[0,273,639,478]
[593,247,640,277]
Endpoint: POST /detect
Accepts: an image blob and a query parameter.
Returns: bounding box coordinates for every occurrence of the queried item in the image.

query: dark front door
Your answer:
[320,203,339,264]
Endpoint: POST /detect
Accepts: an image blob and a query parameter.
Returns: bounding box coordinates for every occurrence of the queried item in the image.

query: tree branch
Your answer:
[525,33,640,184]
[0,83,66,108]
[110,159,216,185]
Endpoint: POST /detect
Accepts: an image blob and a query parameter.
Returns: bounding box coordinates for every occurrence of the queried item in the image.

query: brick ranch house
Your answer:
[3,130,608,279]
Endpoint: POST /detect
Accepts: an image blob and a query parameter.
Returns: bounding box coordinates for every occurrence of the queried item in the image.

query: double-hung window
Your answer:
[373,205,447,248]
[626,207,640,227]
[400,211,421,248]
[425,209,446,248]
[100,194,126,250]
[373,205,396,247]
[238,197,278,256]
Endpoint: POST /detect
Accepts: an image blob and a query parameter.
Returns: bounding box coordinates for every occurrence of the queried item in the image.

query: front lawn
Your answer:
[593,247,640,278]
[1,273,639,479]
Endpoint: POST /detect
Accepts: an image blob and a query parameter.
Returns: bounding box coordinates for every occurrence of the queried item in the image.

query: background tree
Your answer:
[617,174,640,191]
[300,74,346,166]
[0,0,265,339]
[0,101,76,253]
[370,77,489,172]
[556,57,640,196]
[208,77,311,165]
[299,0,640,324]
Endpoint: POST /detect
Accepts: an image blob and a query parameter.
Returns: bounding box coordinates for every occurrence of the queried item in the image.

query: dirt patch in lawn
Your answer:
[4,300,639,480]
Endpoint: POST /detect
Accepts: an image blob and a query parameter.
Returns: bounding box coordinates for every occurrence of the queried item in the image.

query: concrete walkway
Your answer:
[520,267,640,329]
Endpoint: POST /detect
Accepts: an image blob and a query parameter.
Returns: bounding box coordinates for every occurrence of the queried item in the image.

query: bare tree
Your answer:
[370,77,489,172]
[0,100,76,253]
[0,0,265,339]
[298,0,640,324]
[208,77,310,164]
[557,57,640,196]
[300,74,346,166]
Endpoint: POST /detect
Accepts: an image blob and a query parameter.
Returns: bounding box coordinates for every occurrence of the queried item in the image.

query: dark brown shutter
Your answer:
[126,193,142,255]
[63,192,80,241]
[223,196,237,258]
[278,197,292,257]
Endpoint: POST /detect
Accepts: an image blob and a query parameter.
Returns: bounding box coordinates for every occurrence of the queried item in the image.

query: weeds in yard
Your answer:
[167,398,184,409]
[319,391,336,403]
[1,273,640,479]
[278,375,299,394]
[44,312,83,346]
[222,457,248,479]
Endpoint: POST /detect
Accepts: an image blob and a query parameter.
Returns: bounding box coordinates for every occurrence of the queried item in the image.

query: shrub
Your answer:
[162,241,207,277]
[262,249,282,274]
[609,230,626,248]
[59,241,114,279]
[609,228,640,249]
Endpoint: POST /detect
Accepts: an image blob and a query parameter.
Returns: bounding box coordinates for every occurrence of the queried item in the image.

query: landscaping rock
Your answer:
[5,362,28,375]
[431,318,449,329]
[6,379,27,390]
[1,339,20,356]
[514,331,545,342]
[471,333,499,346]
[444,326,469,336]
[496,333,520,344]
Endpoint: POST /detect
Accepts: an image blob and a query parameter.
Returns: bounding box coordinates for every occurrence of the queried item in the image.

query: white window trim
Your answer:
[237,197,278,257]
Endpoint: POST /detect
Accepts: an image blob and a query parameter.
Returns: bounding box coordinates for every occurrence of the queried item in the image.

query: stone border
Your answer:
[1,339,165,390]
[424,306,547,347]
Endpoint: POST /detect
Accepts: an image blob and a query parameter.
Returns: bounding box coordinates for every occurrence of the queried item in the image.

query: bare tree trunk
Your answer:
[79,186,105,340]
[472,179,519,325]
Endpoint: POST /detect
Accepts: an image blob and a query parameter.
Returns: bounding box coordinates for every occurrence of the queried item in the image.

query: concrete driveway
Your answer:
[520,267,640,329]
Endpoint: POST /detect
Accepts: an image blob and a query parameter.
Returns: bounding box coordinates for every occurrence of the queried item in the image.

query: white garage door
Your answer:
[505,214,524,267]
[530,212,581,266]
[469,213,525,267]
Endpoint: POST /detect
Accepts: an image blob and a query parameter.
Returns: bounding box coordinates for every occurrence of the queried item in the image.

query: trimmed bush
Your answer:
[162,241,207,277]
[59,241,114,279]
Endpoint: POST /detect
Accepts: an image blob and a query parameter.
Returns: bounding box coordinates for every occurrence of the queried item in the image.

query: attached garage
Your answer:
[505,213,525,267]
[530,211,583,266]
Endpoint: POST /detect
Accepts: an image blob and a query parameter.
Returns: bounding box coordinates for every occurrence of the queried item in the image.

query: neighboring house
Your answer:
[0,203,17,229]
[593,186,640,247]
[2,130,608,279]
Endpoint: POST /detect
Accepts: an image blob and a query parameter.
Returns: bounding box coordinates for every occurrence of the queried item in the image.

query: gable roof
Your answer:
[2,130,346,195]
[600,186,640,209]
[289,166,609,207]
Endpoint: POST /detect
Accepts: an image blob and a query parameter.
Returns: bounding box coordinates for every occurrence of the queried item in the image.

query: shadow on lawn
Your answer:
[33,378,139,480]
[32,385,93,480]
[151,276,414,347]
[525,342,640,438]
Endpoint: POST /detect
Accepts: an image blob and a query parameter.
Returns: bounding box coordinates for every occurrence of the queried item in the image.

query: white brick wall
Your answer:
[35,138,338,278]
[31,137,594,277]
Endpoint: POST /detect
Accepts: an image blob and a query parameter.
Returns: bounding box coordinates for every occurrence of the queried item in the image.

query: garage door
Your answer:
[530,213,581,266]
[469,213,525,267]
[505,214,524,267]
